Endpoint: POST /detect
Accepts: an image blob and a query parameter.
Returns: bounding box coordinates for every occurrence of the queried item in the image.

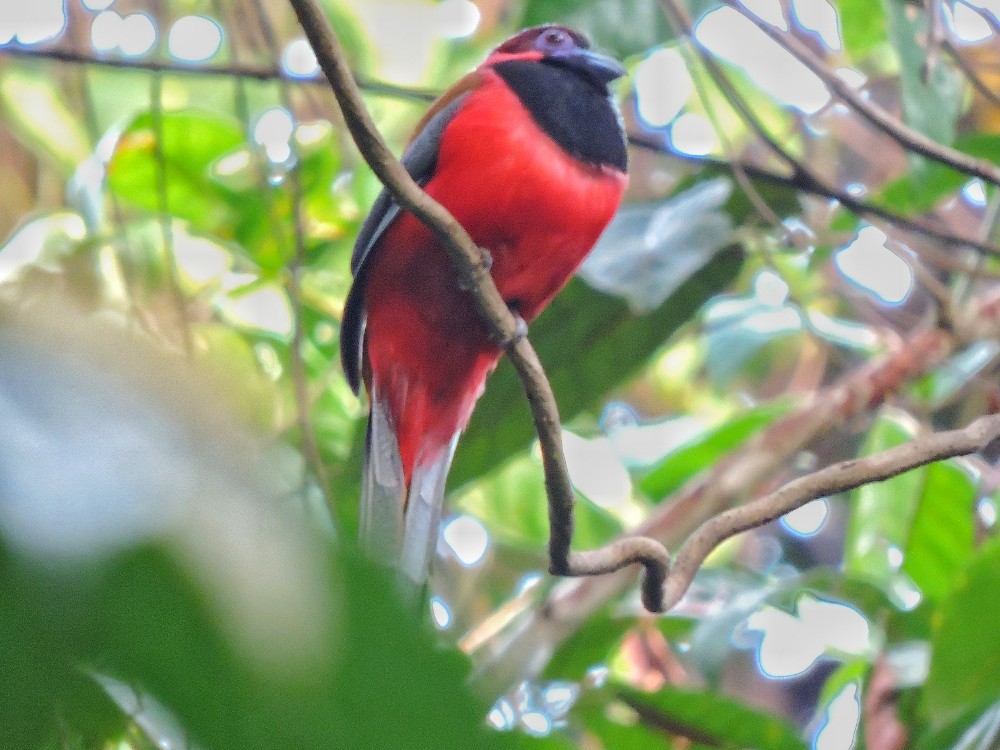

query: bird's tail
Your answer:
[360,382,459,584]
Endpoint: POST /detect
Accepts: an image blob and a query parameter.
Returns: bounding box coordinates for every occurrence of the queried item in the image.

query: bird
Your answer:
[341,24,629,583]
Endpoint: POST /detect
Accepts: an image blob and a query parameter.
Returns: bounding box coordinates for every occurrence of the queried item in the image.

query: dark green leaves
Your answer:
[617,685,809,750]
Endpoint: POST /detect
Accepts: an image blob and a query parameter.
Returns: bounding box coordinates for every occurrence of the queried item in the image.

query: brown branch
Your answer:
[0,43,437,101]
[286,0,673,610]
[723,0,1000,189]
[471,327,954,694]
[660,413,1000,610]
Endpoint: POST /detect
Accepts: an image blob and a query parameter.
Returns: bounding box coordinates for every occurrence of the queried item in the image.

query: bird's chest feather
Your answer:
[424,73,626,317]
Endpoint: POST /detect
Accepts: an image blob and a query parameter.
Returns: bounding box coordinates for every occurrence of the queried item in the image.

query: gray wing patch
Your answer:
[341,93,470,394]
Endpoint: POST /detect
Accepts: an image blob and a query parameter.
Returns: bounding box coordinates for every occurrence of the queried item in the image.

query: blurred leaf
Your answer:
[911,341,1000,409]
[877,135,1000,214]
[843,410,923,591]
[579,179,733,313]
[818,660,870,708]
[0,67,90,174]
[883,0,962,148]
[542,612,634,681]
[456,452,622,552]
[832,0,887,58]
[581,697,674,749]
[901,461,975,601]
[453,248,744,488]
[639,400,791,501]
[617,685,808,750]
[923,538,1000,729]
[108,109,243,233]
[703,296,803,385]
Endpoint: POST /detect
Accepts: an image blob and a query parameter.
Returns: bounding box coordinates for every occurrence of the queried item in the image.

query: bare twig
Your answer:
[660,413,1000,610]
[724,0,1000,190]
[286,0,673,610]
[0,43,437,101]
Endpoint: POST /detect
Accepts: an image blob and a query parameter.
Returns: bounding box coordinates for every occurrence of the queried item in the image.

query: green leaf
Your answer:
[843,410,924,590]
[883,0,963,148]
[581,697,674,749]
[639,401,791,501]
[617,685,809,750]
[900,460,975,601]
[542,612,634,681]
[452,248,744,488]
[0,67,91,174]
[456,451,622,552]
[877,134,1000,215]
[107,109,244,233]
[923,538,1000,729]
[832,0,888,58]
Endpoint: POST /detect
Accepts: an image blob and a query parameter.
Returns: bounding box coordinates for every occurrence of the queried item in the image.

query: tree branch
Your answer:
[0,42,437,101]
[285,0,673,610]
[660,413,1000,610]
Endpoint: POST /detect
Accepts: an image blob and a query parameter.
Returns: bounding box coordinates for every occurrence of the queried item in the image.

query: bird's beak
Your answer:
[558,48,627,86]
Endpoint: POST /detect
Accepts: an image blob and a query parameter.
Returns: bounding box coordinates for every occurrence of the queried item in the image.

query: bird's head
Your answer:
[484,25,627,90]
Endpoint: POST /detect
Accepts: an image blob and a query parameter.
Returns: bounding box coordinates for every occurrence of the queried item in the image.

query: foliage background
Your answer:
[1,0,1000,748]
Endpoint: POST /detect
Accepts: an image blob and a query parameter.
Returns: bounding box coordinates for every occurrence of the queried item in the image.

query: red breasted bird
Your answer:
[342,25,628,581]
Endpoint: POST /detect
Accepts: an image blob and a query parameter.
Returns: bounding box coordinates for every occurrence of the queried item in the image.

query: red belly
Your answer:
[363,71,626,482]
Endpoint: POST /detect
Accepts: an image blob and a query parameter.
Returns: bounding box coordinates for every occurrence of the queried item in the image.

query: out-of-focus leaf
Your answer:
[190,323,278,428]
[912,341,1000,409]
[832,0,887,58]
[0,67,90,174]
[703,296,802,385]
[456,452,622,552]
[901,461,975,601]
[877,134,1000,215]
[580,695,674,749]
[453,248,744,487]
[579,178,733,313]
[883,0,962,148]
[0,212,87,284]
[0,311,517,750]
[542,612,634,681]
[617,685,809,750]
[843,410,923,591]
[107,110,243,233]
[638,400,791,500]
[923,539,1000,729]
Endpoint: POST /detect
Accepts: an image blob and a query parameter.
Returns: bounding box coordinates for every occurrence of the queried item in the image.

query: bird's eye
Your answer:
[538,28,572,53]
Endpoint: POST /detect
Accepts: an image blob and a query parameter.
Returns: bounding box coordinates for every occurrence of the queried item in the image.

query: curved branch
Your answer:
[661,413,1000,610]
[286,0,672,611]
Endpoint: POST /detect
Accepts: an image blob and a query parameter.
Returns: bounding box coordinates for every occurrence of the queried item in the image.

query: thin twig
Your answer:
[723,0,1000,189]
[286,0,673,610]
[660,413,1000,610]
[0,42,437,101]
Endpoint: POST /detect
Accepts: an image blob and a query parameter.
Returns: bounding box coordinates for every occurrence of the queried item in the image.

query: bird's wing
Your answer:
[340,74,481,394]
